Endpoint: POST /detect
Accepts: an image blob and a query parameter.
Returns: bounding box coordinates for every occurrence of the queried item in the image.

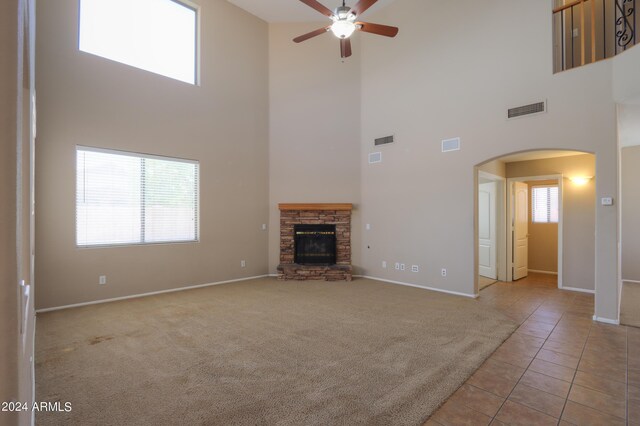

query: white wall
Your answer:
[268,23,362,274]
[357,0,618,318]
[613,43,640,103]
[35,0,270,309]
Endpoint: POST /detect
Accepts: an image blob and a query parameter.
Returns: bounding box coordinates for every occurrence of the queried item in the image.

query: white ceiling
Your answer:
[226,0,396,23]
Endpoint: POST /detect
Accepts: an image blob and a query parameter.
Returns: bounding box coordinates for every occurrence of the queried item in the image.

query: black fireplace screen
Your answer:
[294,224,337,265]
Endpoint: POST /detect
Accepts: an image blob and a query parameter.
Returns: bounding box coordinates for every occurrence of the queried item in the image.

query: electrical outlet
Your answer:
[411,265,419,272]
[395,262,400,270]
[99,275,107,285]
[261,224,267,231]
[366,224,371,230]
[441,268,447,277]
[400,264,406,271]
[382,261,387,268]
[572,28,579,38]
[241,260,246,268]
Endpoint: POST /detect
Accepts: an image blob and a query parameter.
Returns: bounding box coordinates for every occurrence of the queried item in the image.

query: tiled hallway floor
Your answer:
[427,273,640,425]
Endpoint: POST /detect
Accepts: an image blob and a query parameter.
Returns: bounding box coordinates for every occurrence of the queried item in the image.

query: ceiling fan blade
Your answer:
[356,21,399,38]
[299,0,334,18]
[351,0,378,16]
[340,38,352,58]
[293,26,330,43]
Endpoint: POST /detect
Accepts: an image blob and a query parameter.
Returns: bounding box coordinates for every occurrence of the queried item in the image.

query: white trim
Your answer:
[362,276,478,299]
[623,279,640,284]
[528,269,558,275]
[506,174,564,289]
[593,315,620,325]
[36,275,269,313]
[268,273,278,277]
[562,286,595,294]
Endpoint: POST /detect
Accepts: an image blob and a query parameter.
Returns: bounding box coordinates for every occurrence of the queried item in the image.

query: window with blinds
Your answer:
[76,147,199,247]
[531,185,559,224]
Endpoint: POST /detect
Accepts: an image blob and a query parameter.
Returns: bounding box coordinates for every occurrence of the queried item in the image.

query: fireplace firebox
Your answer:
[294,224,337,265]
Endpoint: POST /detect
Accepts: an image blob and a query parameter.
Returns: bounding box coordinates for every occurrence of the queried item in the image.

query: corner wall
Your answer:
[35,0,270,309]
[268,23,361,274]
[1,1,34,424]
[621,145,640,281]
[0,0,20,422]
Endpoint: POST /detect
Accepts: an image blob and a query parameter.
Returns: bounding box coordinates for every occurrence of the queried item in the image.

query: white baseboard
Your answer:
[593,315,620,325]
[528,269,558,275]
[361,276,478,299]
[560,286,595,294]
[623,279,640,284]
[36,275,269,313]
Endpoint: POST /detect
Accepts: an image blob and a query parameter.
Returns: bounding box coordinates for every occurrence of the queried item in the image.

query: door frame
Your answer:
[506,174,564,289]
[477,171,507,284]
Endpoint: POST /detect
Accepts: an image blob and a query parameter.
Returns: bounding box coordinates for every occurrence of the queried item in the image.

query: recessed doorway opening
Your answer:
[474,150,596,295]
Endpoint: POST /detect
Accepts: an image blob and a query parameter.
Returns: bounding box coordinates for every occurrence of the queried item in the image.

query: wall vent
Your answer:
[441,137,461,153]
[508,101,546,119]
[374,135,394,146]
[368,152,382,164]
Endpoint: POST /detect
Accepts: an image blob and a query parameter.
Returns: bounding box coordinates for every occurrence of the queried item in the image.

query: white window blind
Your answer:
[76,147,199,247]
[531,185,559,224]
[79,0,198,84]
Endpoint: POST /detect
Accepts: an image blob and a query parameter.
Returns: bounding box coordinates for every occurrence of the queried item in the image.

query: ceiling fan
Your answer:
[293,0,399,59]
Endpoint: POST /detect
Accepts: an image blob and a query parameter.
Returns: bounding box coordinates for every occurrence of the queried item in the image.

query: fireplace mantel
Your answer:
[279,203,353,211]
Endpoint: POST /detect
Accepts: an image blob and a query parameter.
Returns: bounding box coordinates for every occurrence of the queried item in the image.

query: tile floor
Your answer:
[427,273,640,426]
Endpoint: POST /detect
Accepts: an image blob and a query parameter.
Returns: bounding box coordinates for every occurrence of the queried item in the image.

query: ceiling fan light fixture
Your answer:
[331,20,356,39]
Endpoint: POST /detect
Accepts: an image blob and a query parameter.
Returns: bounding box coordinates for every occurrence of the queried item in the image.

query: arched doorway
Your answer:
[474,150,596,295]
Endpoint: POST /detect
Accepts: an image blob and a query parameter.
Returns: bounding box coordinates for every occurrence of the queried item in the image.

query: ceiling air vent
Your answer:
[375,135,394,146]
[442,137,461,153]
[368,152,382,164]
[508,101,546,119]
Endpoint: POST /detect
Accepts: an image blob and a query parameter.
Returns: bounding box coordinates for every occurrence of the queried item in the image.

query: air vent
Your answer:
[368,152,382,164]
[441,137,461,153]
[508,101,546,119]
[374,135,394,146]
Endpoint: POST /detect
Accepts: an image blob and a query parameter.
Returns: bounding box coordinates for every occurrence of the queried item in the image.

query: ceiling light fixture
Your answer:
[330,3,357,39]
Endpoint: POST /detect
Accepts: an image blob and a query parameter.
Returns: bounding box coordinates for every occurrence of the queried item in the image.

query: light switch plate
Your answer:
[601,197,613,206]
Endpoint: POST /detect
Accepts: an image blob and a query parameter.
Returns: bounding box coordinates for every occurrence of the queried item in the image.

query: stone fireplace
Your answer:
[277,203,353,281]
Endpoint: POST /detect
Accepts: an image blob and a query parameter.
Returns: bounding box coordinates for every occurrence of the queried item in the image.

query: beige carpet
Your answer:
[621,281,640,328]
[36,278,516,426]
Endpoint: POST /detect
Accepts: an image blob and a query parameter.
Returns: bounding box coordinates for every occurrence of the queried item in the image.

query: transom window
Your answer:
[79,0,198,84]
[76,147,199,247]
[531,185,559,224]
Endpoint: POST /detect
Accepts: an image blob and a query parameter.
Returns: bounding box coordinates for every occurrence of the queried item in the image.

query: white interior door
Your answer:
[513,182,529,280]
[478,182,497,279]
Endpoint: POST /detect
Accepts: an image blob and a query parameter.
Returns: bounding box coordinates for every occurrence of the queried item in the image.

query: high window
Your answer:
[79,0,198,84]
[76,147,199,247]
[531,185,559,224]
